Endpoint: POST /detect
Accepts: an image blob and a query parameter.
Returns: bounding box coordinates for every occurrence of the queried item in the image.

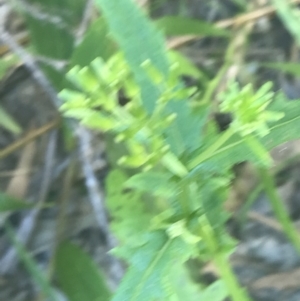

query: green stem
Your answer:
[239,184,263,225]
[199,217,251,301]
[188,127,234,169]
[162,152,188,177]
[258,167,300,253]
[202,36,236,105]
[244,134,272,167]
[214,252,251,301]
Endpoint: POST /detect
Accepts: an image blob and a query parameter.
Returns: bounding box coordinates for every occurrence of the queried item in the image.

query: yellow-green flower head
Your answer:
[219,82,284,137]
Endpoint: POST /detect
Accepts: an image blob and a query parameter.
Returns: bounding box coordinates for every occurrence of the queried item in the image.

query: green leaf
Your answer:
[71,17,116,67]
[167,264,202,301]
[188,93,300,169]
[169,267,228,301]
[262,62,300,77]
[24,0,86,57]
[125,171,177,198]
[262,94,300,149]
[55,241,111,301]
[271,0,300,47]
[155,16,229,37]
[22,0,86,90]
[200,180,230,229]
[168,50,209,83]
[112,230,194,301]
[164,101,209,156]
[202,280,228,301]
[94,0,169,113]
[104,133,128,168]
[105,169,151,247]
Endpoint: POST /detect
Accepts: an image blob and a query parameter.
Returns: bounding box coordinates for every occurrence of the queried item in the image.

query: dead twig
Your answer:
[247,210,283,232]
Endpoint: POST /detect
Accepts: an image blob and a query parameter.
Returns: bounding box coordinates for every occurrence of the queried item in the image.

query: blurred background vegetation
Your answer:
[1,1,300,300]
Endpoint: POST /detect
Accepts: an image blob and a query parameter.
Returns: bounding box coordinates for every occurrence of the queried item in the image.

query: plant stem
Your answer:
[198,217,251,301]
[202,36,236,105]
[244,134,272,167]
[214,252,251,301]
[239,184,263,225]
[258,167,300,253]
[188,127,234,169]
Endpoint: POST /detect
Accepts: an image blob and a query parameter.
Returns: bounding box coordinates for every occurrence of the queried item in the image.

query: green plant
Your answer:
[59,1,300,301]
[5,0,300,300]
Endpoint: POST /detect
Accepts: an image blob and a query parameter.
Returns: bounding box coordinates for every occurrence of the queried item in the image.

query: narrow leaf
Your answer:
[94,0,169,113]
[71,17,116,67]
[271,0,300,46]
[155,16,229,37]
[168,50,209,82]
[262,62,300,77]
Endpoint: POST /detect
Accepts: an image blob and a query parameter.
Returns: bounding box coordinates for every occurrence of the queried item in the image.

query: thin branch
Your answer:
[0,32,60,108]
[75,0,94,46]
[76,126,124,288]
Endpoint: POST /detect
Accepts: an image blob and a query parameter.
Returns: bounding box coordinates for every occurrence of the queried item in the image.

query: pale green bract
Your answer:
[59,53,194,175]
[219,81,284,137]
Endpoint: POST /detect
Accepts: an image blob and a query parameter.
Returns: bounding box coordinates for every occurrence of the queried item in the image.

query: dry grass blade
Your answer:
[167,0,300,49]
[0,140,36,230]
[5,139,36,199]
[0,118,60,159]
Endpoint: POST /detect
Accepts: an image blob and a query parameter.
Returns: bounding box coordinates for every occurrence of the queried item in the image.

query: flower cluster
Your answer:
[219,82,284,137]
[59,53,194,171]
